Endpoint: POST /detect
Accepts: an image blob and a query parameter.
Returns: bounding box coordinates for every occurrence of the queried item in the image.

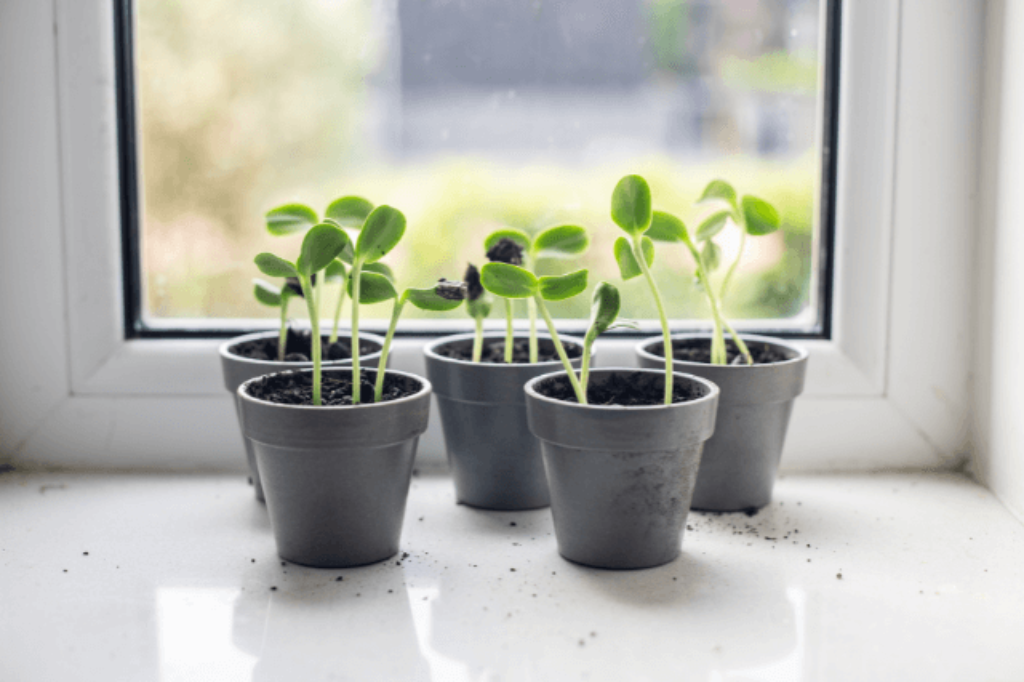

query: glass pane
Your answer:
[135,0,828,330]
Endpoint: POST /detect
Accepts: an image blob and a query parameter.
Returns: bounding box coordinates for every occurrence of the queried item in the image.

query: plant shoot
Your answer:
[463,264,492,362]
[252,278,296,362]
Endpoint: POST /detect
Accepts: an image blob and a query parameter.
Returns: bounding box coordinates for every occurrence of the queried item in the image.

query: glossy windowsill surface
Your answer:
[1,470,1022,681]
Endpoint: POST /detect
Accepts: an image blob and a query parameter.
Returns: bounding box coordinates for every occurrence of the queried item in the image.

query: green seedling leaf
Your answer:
[613,236,654,281]
[266,203,317,236]
[324,196,373,228]
[484,229,531,253]
[337,239,356,265]
[698,179,738,212]
[742,195,781,235]
[255,253,298,278]
[323,259,347,282]
[587,281,621,338]
[701,239,722,272]
[407,286,465,312]
[347,270,397,304]
[480,262,538,299]
[696,210,731,241]
[253,279,283,307]
[298,223,349,275]
[364,261,395,281]
[467,295,492,320]
[611,175,652,235]
[532,225,589,259]
[539,269,588,302]
[355,205,406,263]
[646,211,689,243]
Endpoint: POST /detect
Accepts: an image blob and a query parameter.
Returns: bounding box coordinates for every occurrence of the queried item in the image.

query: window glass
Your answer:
[134,0,829,329]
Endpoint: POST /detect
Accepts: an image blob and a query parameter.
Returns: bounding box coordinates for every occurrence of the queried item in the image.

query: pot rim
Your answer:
[424,331,585,368]
[237,366,431,412]
[635,332,809,369]
[523,366,720,412]
[219,329,386,369]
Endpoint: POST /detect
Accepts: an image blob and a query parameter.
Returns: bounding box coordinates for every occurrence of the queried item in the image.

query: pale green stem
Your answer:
[350,261,363,404]
[580,335,594,394]
[375,294,406,403]
[719,228,746,302]
[683,238,729,365]
[504,298,514,364]
[633,236,673,405]
[721,318,754,365]
[534,294,587,404]
[527,297,539,363]
[300,275,322,406]
[330,275,346,344]
[472,316,484,363]
[277,297,289,362]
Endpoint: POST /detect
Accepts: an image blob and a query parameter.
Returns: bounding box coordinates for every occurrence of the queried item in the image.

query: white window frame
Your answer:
[0,0,982,473]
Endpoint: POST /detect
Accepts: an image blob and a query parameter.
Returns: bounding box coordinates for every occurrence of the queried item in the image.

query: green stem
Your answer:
[472,316,484,363]
[277,297,289,362]
[683,237,729,365]
[721,318,754,365]
[330,275,346,344]
[580,334,594,394]
[375,295,406,403]
[719,228,746,302]
[535,294,587,404]
[633,236,673,405]
[527,297,539,363]
[350,261,363,404]
[300,275,322,406]
[504,298,514,364]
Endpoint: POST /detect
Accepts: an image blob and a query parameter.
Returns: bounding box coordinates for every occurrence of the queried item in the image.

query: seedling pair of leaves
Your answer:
[611,176,781,390]
[254,205,408,406]
[482,224,589,363]
[480,261,626,405]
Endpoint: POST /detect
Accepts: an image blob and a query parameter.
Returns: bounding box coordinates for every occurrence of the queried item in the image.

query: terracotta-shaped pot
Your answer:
[525,368,719,570]
[636,333,808,512]
[219,330,384,501]
[424,333,586,510]
[238,368,430,568]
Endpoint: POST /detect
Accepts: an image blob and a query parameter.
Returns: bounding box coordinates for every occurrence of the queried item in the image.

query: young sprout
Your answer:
[580,282,636,394]
[266,196,377,343]
[323,259,394,344]
[252,279,296,362]
[463,264,492,362]
[349,272,466,403]
[645,179,781,366]
[346,205,407,404]
[480,263,589,403]
[483,225,589,363]
[254,224,350,406]
[610,174,674,405]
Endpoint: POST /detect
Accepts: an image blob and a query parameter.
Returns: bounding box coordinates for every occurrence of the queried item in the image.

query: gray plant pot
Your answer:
[424,332,586,511]
[219,330,384,502]
[237,367,431,568]
[524,368,720,570]
[636,333,808,512]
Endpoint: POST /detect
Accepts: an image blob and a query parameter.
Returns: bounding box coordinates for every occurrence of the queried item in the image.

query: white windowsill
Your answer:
[1,469,1021,681]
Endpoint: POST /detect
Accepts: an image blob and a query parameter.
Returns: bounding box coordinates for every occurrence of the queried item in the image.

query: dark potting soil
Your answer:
[245,370,421,406]
[536,372,708,406]
[648,338,795,365]
[434,337,582,364]
[229,328,381,363]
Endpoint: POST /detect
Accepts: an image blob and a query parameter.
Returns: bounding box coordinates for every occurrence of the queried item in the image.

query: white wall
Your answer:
[973,0,1024,522]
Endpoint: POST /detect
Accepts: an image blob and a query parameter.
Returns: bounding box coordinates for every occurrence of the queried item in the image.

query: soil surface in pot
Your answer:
[246,371,421,406]
[434,337,582,364]
[229,328,380,363]
[537,372,706,406]
[649,338,795,365]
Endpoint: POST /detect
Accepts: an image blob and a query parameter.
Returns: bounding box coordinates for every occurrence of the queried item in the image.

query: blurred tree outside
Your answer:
[136,0,825,328]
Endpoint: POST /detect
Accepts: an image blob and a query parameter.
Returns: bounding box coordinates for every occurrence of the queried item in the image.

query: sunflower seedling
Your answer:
[483,224,589,363]
[349,271,466,402]
[463,264,492,362]
[251,279,297,362]
[254,223,350,405]
[480,263,589,403]
[644,178,780,366]
[580,281,636,394]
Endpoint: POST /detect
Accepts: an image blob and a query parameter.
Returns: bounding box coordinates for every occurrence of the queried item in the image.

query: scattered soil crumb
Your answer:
[336,576,343,582]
